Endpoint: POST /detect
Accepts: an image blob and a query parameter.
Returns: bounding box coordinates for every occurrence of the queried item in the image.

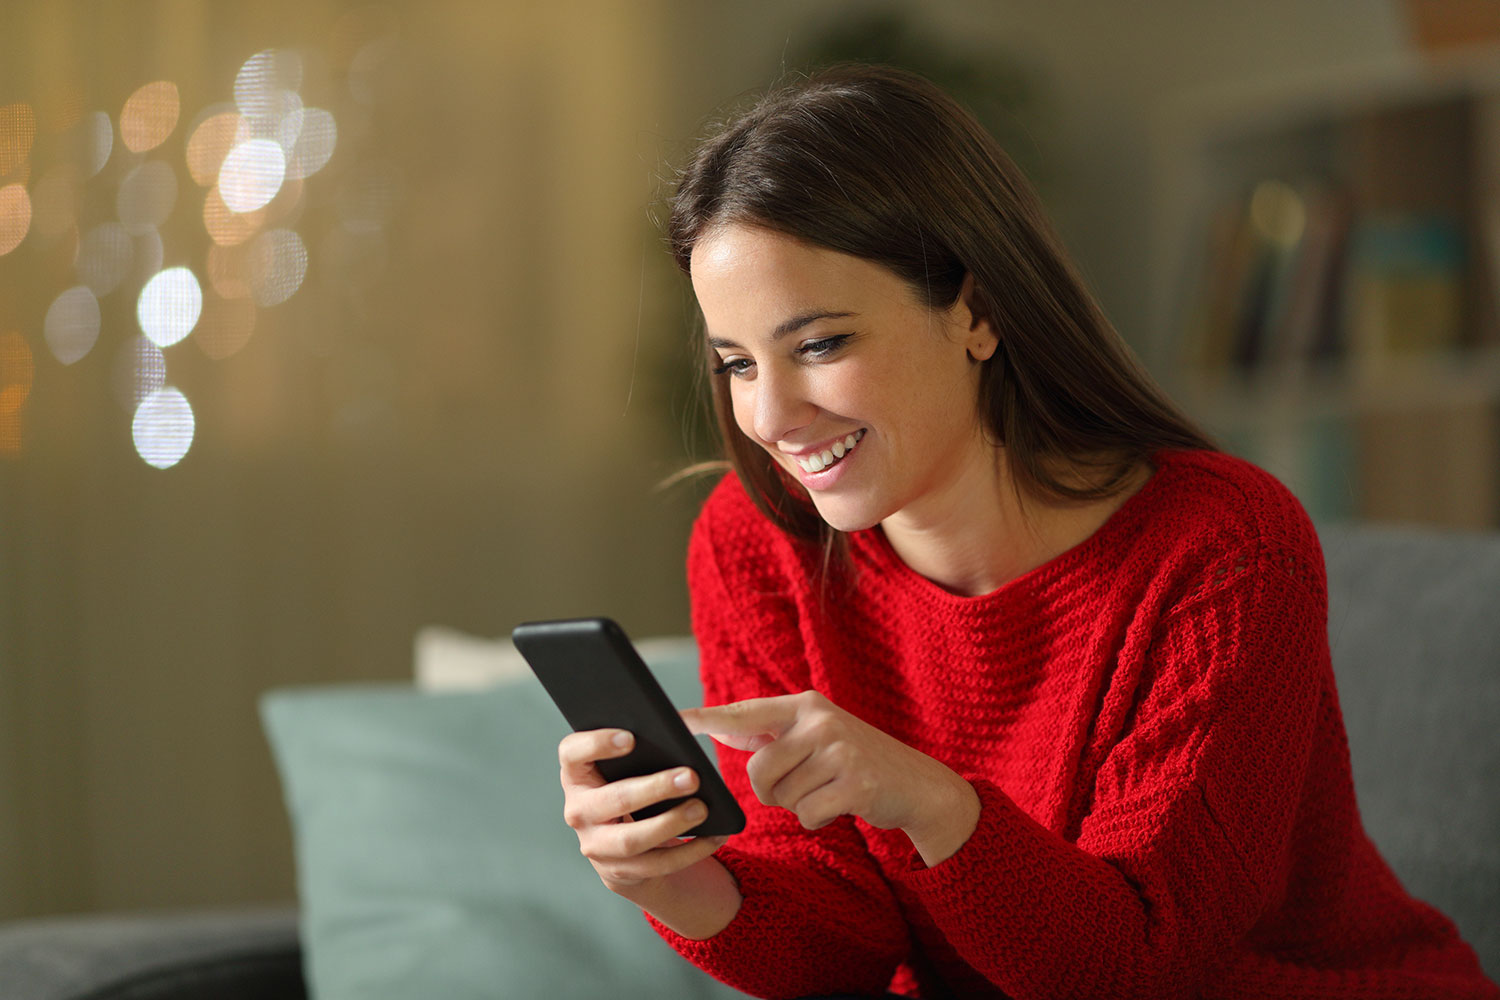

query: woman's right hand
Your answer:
[558,728,730,900]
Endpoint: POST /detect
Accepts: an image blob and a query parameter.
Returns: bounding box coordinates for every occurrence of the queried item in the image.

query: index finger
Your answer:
[681,695,799,751]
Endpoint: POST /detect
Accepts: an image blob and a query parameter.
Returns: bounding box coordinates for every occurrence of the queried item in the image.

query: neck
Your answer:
[879,451,1148,597]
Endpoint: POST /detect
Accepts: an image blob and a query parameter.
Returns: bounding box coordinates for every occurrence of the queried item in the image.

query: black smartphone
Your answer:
[511,617,745,837]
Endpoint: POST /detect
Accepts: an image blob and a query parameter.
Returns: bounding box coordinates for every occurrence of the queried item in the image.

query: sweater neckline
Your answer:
[852,450,1180,606]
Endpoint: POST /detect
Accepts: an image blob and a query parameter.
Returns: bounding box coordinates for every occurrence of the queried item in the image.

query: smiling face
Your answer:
[691,223,1001,534]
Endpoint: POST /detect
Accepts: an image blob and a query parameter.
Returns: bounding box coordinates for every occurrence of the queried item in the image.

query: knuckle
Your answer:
[562,804,585,830]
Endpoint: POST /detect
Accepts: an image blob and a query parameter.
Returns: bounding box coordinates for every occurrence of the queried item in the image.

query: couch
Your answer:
[3,523,1497,999]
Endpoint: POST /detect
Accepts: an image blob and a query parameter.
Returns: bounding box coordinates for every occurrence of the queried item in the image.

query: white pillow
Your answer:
[414,625,699,693]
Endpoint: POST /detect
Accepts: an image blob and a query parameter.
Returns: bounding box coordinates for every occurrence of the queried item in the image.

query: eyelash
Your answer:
[711,335,851,378]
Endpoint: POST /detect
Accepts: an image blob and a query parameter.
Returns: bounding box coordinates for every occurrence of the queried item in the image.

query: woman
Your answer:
[556,65,1498,999]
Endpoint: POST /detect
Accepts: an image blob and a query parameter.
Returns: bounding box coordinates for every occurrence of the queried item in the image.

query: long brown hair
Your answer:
[668,64,1214,545]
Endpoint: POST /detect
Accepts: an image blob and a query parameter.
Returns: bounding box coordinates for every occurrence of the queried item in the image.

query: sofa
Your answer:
[3,522,1497,999]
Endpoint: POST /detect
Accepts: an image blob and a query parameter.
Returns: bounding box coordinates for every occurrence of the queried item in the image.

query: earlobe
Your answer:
[959,272,1000,362]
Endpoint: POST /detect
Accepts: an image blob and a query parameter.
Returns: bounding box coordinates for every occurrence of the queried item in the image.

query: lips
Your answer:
[790,429,866,474]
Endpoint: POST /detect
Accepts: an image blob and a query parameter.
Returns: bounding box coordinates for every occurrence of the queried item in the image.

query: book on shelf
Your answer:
[1183,180,1355,375]
[1343,212,1467,375]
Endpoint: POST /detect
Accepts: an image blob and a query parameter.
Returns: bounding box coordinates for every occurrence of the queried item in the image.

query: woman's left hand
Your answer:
[682,691,980,866]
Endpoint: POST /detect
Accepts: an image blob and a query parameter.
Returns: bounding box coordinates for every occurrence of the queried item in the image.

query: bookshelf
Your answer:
[1150,53,1500,528]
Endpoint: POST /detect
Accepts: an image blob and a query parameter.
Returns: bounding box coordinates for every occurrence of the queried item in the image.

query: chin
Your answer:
[810,497,884,534]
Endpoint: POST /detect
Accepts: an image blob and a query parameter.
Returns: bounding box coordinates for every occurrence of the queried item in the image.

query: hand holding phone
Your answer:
[513,617,746,838]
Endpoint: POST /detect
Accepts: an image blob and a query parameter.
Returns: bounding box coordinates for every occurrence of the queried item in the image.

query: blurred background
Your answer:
[2,0,1497,919]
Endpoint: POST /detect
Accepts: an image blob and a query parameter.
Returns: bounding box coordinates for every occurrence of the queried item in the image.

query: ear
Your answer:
[958,272,1000,362]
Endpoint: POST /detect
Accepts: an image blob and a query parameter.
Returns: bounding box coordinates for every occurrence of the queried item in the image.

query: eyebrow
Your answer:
[706,310,856,351]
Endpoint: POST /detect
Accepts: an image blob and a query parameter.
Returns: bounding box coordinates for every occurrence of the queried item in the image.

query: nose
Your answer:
[745,366,817,445]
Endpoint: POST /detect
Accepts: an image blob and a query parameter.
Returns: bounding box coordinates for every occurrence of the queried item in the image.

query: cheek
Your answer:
[727,384,760,442]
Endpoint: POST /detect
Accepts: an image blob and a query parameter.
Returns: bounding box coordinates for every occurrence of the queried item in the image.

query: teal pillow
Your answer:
[261,647,748,999]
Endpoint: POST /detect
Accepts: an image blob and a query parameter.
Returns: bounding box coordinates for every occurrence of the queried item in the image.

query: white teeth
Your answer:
[794,429,865,474]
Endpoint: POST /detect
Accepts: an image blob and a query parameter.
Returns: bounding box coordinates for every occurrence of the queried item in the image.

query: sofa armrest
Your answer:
[0,905,304,1000]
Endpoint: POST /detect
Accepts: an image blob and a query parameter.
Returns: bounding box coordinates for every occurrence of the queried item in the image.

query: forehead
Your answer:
[689,224,912,318]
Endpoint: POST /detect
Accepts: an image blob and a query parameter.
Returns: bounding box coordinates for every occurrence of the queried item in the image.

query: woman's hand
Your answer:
[557,729,729,897]
[682,691,980,866]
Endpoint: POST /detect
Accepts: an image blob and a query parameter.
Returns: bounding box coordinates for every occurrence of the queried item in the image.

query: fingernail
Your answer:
[612,731,631,748]
[673,769,693,790]
[687,801,707,820]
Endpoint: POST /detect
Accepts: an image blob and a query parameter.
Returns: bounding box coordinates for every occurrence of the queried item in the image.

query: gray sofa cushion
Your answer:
[1320,523,1500,979]
[0,906,302,1000]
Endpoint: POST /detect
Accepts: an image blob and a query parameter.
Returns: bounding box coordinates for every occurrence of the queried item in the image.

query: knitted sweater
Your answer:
[649,449,1497,1000]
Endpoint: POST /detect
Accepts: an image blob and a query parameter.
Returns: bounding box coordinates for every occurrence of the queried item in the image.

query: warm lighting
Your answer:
[206,241,251,298]
[0,102,36,177]
[0,183,31,255]
[43,286,101,364]
[219,138,286,213]
[132,386,194,469]
[28,167,80,241]
[348,38,396,106]
[114,336,167,410]
[0,331,34,416]
[286,108,336,179]
[1249,180,1306,249]
[116,160,177,234]
[247,228,308,306]
[72,111,113,177]
[132,229,164,292]
[76,222,134,295]
[235,50,303,120]
[120,81,180,154]
[336,161,399,234]
[203,183,266,246]
[137,267,203,348]
[186,110,242,186]
[195,293,256,360]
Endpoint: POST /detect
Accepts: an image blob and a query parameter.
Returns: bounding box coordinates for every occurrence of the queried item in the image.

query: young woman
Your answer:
[556,65,1498,1000]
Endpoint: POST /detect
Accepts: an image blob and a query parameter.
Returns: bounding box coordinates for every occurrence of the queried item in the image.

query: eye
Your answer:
[796,334,851,359]
[710,356,754,379]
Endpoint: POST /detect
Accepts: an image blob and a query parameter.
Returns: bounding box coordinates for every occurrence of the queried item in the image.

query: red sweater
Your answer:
[650,449,1496,1000]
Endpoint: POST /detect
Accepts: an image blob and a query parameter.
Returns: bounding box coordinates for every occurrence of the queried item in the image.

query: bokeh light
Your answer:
[247,228,308,306]
[0,183,31,255]
[76,222,135,295]
[219,138,285,213]
[0,103,36,176]
[131,229,165,291]
[29,167,80,241]
[113,336,168,411]
[72,111,113,176]
[203,183,266,245]
[196,293,257,360]
[348,38,396,106]
[44,286,101,365]
[0,331,35,416]
[132,386,194,469]
[137,267,203,347]
[117,160,177,234]
[286,108,337,180]
[206,241,252,298]
[120,81,180,153]
[186,110,242,186]
[234,50,303,119]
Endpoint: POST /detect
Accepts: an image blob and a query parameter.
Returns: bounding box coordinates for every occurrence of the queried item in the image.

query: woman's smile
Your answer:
[782,428,867,486]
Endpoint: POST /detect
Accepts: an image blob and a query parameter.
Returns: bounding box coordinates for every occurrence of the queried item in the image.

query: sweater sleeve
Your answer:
[646,487,910,999]
[893,543,1328,1000]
